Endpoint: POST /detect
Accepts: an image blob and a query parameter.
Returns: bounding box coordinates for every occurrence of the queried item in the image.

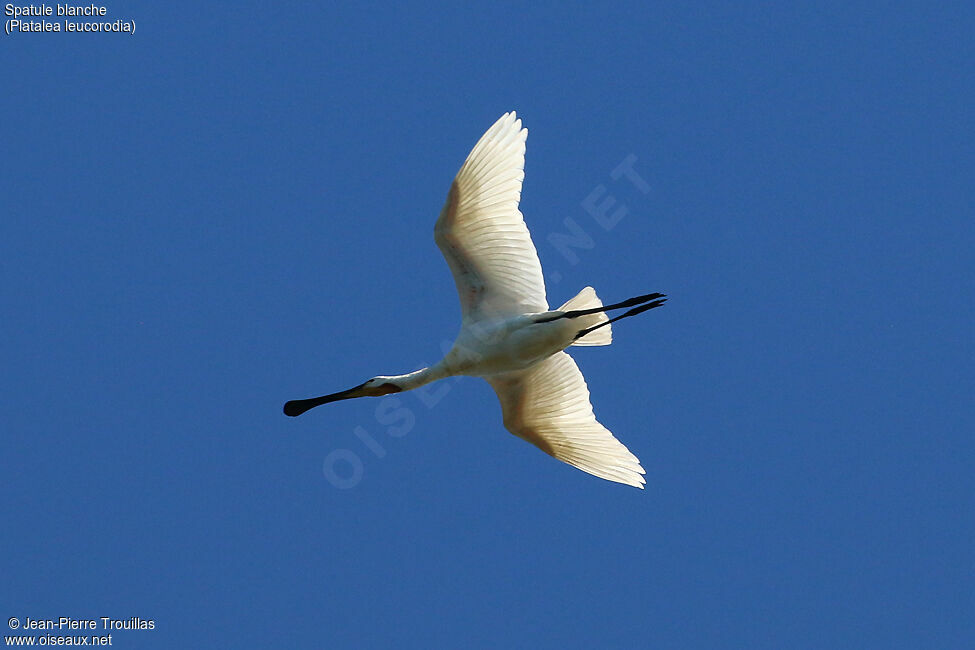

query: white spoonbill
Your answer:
[285,112,666,488]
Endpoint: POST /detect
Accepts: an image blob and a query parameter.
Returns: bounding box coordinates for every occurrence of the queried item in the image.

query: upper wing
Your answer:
[435,112,548,320]
[486,352,646,488]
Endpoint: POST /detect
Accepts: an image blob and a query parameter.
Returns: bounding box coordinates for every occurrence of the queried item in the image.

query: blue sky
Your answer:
[3,2,973,648]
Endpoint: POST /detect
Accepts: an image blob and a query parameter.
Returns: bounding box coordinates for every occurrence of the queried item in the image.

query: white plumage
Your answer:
[435,112,547,319]
[285,112,666,489]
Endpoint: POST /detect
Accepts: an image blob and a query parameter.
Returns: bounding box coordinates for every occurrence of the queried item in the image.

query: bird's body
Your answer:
[444,312,574,376]
[285,112,666,488]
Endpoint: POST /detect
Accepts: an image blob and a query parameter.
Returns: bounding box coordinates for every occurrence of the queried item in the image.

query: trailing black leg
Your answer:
[535,292,666,323]
[573,296,667,340]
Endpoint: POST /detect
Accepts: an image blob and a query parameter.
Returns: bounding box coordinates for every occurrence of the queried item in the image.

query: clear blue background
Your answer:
[3,2,973,648]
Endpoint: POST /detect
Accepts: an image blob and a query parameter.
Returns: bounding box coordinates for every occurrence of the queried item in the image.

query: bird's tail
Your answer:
[558,287,612,346]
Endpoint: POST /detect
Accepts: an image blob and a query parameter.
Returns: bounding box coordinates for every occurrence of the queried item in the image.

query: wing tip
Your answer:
[497,110,527,138]
[591,466,647,489]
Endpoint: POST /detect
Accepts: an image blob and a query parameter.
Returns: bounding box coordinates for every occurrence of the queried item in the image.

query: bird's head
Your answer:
[283,377,402,417]
[357,376,404,397]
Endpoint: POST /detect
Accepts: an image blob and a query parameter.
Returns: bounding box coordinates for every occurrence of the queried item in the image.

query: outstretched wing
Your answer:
[435,112,548,320]
[486,352,646,488]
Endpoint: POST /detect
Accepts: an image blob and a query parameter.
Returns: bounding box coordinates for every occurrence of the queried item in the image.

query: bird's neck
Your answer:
[390,362,451,392]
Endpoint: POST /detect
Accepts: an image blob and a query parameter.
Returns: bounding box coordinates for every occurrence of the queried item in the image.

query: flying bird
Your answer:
[284,112,666,488]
